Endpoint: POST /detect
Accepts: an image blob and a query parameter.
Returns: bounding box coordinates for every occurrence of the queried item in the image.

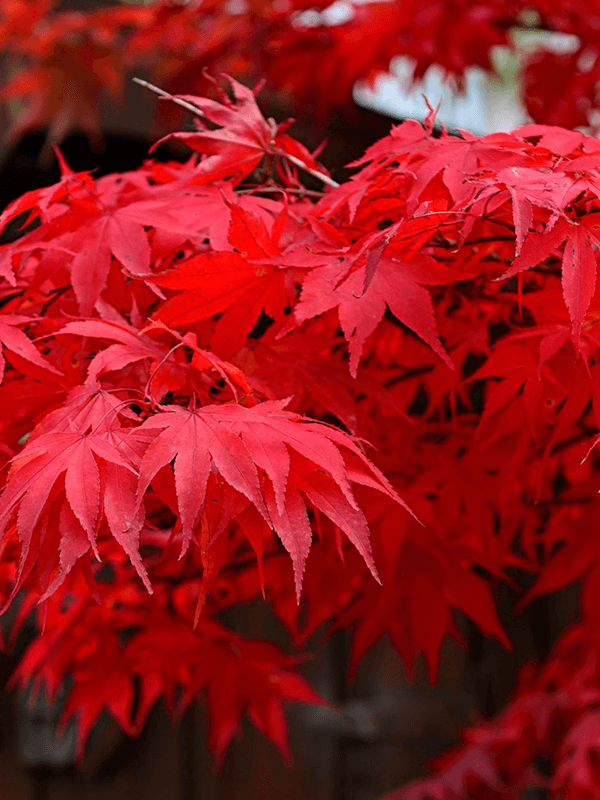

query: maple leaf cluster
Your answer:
[4,70,600,797]
[4,0,600,146]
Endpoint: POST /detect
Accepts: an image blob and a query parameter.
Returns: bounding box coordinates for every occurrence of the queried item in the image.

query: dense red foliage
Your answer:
[5,2,600,798]
[1,70,600,796]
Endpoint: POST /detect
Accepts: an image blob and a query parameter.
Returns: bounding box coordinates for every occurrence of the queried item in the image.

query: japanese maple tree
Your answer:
[4,6,600,798]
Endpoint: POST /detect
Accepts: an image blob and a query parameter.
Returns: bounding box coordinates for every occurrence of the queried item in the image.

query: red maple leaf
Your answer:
[134,398,405,598]
[0,314,61,384]
[504,216,600,346]
[150,199,295,355]
[0,421,150,600]
[293,252,458,376]
[148,75,332,188]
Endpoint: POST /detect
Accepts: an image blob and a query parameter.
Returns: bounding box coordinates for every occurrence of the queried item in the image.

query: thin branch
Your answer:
[383,364,435,388]
[284,152,339,188]
[465,235,516,246]
[132,77,206,119]
[480,214,516,232]
[39,284,71,316]
[427,235,516,250]
[237,185,325,199]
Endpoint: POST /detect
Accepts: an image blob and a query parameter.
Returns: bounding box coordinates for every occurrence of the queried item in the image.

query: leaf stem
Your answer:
[282,152,339,189]
[237,186,325,198]
[132,77,206,119]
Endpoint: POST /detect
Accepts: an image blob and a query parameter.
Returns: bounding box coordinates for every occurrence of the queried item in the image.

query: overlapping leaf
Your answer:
[150,75,330,187]
[293,251,459,376]
[134,399,403,598]
[0,422,150,599]
[151,200,294,355]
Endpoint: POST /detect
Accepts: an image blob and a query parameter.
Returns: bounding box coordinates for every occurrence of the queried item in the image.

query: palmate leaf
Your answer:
[43,191,216,315]
[134,399,406,599]
[150,200,294,356]
[148,75,330,187]
[293,253,458,376]
[0,424,150,600]
[0,166,230,316]
[504,216,600,347]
